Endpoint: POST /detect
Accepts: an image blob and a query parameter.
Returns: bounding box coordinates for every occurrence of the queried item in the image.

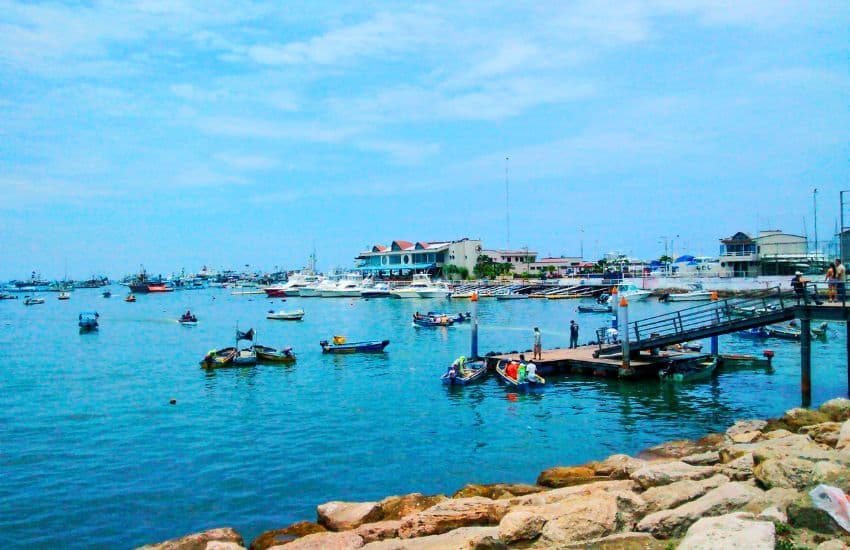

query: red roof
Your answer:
[391,240,414,251]
[415,242,430,249]
[372,245,388,252]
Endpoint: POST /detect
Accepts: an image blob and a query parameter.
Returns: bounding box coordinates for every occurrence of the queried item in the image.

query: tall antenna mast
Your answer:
[505,156,510,248]
[813,188,819,257]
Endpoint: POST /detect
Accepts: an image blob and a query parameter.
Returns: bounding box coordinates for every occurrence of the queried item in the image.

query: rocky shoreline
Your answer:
[139,398,850,550]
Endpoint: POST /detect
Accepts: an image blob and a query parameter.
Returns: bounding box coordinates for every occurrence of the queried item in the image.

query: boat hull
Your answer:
[659,357,717,382]
[495,361,545,390]
[200,347,237,368]
[441,360,487,385]
[267,310,304,320]
[253,345,297,363]
[320,339,389,353]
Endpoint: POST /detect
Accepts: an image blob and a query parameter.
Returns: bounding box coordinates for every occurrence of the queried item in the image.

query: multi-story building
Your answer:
[720,230,818,276]
[479,249,538,274]
[355,238,481,277]
[719,232,759,277]
[528,256,584,276]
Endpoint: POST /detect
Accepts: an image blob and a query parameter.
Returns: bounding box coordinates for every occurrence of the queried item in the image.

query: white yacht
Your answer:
[615,283,652,301]
[320,273,364,297]
[390,274,452,299]
[299,277,336,297]
[263,271,321,297]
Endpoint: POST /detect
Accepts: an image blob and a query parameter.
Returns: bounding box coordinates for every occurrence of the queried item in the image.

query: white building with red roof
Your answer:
[356,238,481,277]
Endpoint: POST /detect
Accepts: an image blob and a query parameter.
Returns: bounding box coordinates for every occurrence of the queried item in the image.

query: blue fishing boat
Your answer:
[736,327,769,339]
[495,359,545,390]
[413,313,454,327]
[427,311,470,323]
[441,359,487,385]
[320,336,389,354]
[78,311,99,332]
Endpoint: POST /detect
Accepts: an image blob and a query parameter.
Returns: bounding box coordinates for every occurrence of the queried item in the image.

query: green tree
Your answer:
[473,255,495,279]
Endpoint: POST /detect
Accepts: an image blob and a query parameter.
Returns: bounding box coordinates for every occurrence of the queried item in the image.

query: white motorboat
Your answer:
[665,283,713,302]
[266,309,305,320]
[300,278,337,297]
[263,271,322,297]
[361,281,391,298]
[320,273,364,297]
[390,274,452,299]
[615,283,652,301]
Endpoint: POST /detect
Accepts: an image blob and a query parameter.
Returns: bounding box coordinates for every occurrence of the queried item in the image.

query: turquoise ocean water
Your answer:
[1,288,847,548]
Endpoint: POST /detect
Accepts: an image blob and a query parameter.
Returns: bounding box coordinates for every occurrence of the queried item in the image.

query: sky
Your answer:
[1,1,848,279]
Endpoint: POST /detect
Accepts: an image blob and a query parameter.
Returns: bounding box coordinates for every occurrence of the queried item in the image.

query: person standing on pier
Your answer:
[569,320,579,349]
[825,264,837,303]
[836,259,846,302]
[533,327,542,360]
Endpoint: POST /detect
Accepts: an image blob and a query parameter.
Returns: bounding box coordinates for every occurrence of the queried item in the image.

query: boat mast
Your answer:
[505,157,510,249]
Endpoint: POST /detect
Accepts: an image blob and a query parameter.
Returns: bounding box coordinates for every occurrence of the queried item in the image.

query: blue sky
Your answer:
[1,1,848,279]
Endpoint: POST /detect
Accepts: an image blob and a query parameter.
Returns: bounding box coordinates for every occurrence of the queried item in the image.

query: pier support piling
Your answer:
[710,335,719,356]
[801,317,812,407]
[470,292,479,359]
[619,296,634,377]
[846,320,850,398]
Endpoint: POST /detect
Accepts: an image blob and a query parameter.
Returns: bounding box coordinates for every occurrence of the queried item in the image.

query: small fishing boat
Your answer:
[736,327,769,339]
[765,325,800,340]
[578,304,613,313]
[23,296,45,305]
[266,309,305,320]
[413,313,454,327]
[0,293,18,300]
[232,328,257,365]
[320,336,389,354]
[441,359,487,385]
[427,311,470,323]
[58,291,71,300]
[253,344,297,364]
[125,294,136,302]
[102,289,112,298]
[659,356,718,382]
[496,292,529,300]
[495,359,545,390]
[78,311,99,332]
[200,347,237,368]
[179,312,198,326]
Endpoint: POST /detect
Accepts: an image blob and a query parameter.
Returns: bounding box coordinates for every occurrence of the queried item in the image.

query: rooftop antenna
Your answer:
[505,156,510,249]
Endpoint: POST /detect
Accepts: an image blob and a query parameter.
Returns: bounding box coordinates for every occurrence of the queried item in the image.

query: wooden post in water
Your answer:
[801,316,812,407]
[710,291,719,356]
[470,292,479,359]
[619,295,631,373]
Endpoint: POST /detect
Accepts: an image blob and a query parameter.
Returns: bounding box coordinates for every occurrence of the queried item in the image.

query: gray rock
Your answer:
[536,490,619,545]
[317,501,383,532]
[630,461,715,489]
[507,479,637,507]
[801,422,843,447]
[271,531,364,550]
[354,521,402,543]
[677,512,774,550]
[206,544,245,550]
[137,528,245,550]
[714,452,754,481]
[754,457,843,490]
[498,510,545,543]
[396,497,508,539]
[636,482,764,538]
[361,526,503,549]
[727,419,768,437]
[837,419,850,450]
[817,540,849,550]
[593,454,647,479]
[819,398,850,422]
[682,451,721,466]
[757,506,787,523]
[641,474,729,513]
[555,532,659,549]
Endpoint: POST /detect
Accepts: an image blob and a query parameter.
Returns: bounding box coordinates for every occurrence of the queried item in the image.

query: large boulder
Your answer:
[360,526,503,549]
[820,398,850,422]
[780,408,831,432]
[726,419,767,437]
[714,452,754,481]
[638,439,701,460]
[630,461,715,489]
[801,422,843,447]
[641,474,729,513]
[556,532,663,549]
[593,454,647,479]
[396,497,508,539]
[837,419,850,450]
[817,540,849,550]
[753,457,843,490]
[377,493,447,520]
[317,501,383,532]
[677,512,775,550]
[536,466,605,488]
[682,451,720,466]
[452,483,540,500]
[636,482,764,538]
[751,433,840,464]
[743,487,803,515]
[498,510,545,544]
[535,490,620,545]
[354,521,402,543]
[508,480,638,507]
[138,528,244,550]
[269,531,363,550]
[249,522,326,550]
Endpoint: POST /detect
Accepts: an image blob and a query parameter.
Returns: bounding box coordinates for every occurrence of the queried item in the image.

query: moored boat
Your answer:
[266,309,305,320]
[253,344,297,364]
[495,359,545,390]
[659,355,718,382]
[233,347,258,365]
[496,292,528,300]
[179,311,198,325]
[615,283,652,301]
[200,347,237,368]
[578,304,612,313]
[413,313,454,327]
[102,289,112,298]
[360,281,391,298]
[764,325,800,340]
[23,296,45,305]
[736,327,768,339]
[78,311,99,332]
[427,311,470,323]
[389,274,451,299]
[320,336,389,354]
[441,358,487,385]
[58,291,71,300]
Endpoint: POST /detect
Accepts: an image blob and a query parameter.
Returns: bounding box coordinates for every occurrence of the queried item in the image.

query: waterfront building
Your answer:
[720,230,824,276]
[480,249,538,274]
[527,256,585,276]
[356,238,481,277]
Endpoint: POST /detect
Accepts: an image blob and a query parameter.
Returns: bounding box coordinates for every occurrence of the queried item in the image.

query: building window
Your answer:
[403,255,409,264]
